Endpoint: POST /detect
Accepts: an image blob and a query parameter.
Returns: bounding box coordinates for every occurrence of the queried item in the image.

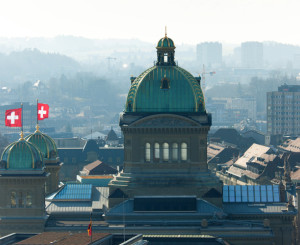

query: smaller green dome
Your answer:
[0,139,43,170]
[25,128,58,159]
[157,36,175,49]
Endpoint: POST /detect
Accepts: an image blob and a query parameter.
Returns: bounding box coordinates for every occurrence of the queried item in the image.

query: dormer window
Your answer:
[161,77,170,90]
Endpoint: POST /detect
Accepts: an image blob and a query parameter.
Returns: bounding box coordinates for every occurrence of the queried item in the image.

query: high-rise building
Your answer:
[206,97,257,126]
[241,41,263,68]
[196,42,222,68]
[267,84,300,136]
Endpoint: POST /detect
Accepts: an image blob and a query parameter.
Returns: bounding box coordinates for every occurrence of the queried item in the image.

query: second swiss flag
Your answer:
[38,103,49,120]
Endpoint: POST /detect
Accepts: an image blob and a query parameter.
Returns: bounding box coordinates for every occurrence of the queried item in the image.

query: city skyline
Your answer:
[0,0,299,45]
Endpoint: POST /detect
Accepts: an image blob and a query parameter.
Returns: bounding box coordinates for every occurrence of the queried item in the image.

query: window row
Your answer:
[11,191,32,208]
[145,142,188,162]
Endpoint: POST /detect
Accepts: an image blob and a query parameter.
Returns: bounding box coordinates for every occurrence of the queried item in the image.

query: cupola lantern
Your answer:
[156,31,176,66]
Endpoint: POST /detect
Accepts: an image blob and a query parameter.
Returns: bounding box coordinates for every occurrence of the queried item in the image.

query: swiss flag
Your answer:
[38,103,49,120]
[5,108,22,127]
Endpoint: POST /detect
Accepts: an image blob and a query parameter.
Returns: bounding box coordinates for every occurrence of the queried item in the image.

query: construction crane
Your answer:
[201,64,216,95]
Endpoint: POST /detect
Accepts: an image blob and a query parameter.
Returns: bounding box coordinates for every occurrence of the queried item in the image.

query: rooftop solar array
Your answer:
[54,184,92,201]
[223,185,280,203]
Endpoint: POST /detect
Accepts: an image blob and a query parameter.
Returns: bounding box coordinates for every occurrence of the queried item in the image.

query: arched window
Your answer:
[172,143,178,161]
[145,143,151,162]
[181,142,187,161]
[164,53,168,63]
[154,143,160,162]
[161,77,170,90]
[26,192,32,208]
[162,143,169,162]
[11,191,16,208]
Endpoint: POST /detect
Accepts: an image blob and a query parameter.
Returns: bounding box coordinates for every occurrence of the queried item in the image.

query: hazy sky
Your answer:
[0,0,299,45]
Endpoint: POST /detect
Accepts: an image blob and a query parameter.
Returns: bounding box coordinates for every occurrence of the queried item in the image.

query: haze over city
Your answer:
[0,1,300,244]
[1,0,299,45]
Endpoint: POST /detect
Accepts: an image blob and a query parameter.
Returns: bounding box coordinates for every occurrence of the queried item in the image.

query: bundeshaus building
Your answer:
[108,32,222,207]
[106,34,297,245]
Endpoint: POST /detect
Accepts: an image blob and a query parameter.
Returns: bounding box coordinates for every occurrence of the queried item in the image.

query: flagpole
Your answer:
[20,103,24,139]
[91,212,92,243]
[37,99,38,129]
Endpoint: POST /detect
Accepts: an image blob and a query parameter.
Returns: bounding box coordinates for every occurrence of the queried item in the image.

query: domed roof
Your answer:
[125,65,205,113]
[25,127,58,159]
[0,138,43,170]
[157,36,175,49]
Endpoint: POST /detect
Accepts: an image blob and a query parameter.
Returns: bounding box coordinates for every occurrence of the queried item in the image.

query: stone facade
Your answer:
[109,113,222,207]
[44,159,62,195]
[0,173,47,236]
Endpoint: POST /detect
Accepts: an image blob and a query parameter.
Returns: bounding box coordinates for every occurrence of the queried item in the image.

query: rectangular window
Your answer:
[18,191,24,207]
[154,143,160,162]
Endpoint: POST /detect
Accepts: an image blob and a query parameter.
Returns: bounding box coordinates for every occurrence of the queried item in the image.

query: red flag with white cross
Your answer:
[5,108,22,127]
[37,103,49,120]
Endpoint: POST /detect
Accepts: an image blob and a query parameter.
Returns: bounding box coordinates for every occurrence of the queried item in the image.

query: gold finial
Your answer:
[20,131,24,140]
[165,26,167,37]
[36,124,40,132]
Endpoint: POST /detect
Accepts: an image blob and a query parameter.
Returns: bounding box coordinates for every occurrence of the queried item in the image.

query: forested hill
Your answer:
[0,49,81,84]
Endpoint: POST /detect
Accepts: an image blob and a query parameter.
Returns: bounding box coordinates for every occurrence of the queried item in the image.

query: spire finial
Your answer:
[20,131,24,140]
[165,26,167,37]
[35,124,40,132]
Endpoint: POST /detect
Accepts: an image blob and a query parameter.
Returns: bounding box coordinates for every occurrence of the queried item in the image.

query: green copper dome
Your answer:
[25,128,58,159]
[157,36,175,49]
[0,139,43,170]
[125,65,205,113]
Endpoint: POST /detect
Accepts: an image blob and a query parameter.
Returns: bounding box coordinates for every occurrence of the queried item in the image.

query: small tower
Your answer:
[25,125,62,195]
[0,135,48,236]
[156,30,176,66]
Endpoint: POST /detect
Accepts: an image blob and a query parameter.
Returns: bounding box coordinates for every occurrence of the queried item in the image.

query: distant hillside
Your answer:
[0,49,80,84]
[0,36,154,61]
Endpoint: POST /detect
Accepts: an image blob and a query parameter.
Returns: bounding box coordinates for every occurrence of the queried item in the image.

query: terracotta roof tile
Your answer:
[84,160,103,171]
[83,160,118,175]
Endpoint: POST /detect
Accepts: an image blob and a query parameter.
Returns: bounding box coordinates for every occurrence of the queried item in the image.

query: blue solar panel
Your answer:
[254,185,261,202]
[229,185,235,202]
[223,185,229,202]
[273,185,280,202]
[54,184,92,200]
[261,185,267,202]
[235,185,241,202]
[267,185,273,202]
[242,185,248,202]
[248,185,254,202]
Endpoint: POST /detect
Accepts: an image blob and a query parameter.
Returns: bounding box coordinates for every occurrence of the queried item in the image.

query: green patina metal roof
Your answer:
[157,36,175,48]
[25,129,58,159]
[1,139,43,170]
[125,66,205,113]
